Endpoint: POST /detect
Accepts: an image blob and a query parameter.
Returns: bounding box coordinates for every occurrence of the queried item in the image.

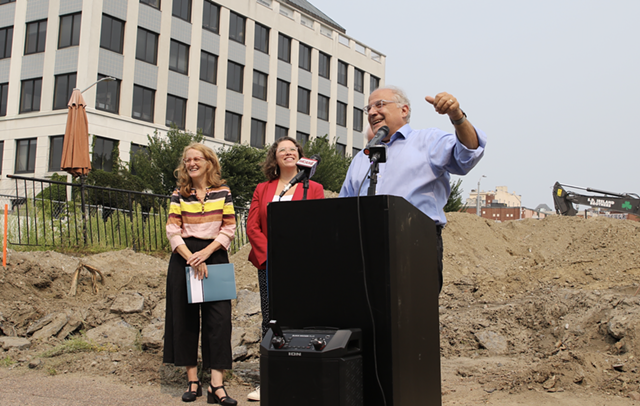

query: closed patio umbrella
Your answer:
[60,88,91,177]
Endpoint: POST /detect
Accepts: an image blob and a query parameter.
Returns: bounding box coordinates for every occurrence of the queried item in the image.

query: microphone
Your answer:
[279,154,321,197]
[364,126,389,155]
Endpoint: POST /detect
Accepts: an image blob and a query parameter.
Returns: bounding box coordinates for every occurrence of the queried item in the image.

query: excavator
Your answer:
[553,181,640,216]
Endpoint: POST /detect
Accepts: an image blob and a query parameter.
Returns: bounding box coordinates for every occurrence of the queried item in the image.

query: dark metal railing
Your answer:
[4,175,248,254]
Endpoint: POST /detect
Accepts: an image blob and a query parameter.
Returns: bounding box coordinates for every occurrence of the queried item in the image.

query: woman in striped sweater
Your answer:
[163,143,237,405]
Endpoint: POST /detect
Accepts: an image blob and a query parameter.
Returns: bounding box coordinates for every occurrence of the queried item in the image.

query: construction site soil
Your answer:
[1,212,640,405]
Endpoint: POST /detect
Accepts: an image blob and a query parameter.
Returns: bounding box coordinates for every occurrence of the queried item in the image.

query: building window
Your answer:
[96,74,120,114]
[227,61,244,93]
[296,131,309,146]
[100,14,124,54]
[254,23,269,54]
[0,26,12,59]
[318,52,330,79]
[252,70,267,100]
[140,0,160,9]
[278,34,291,63]
[15,138,37,173]
[336,142,346,157]
[169,40,189,75]
[200,51,218,84]
[136,28,158,65]
[354,68,364,93]
[275,126,288,139]
[48,135,64,172]
[370,75,380,92]
[19,78,42,113]
[297,87,310,114]
[0,83,8,117]
[197,103,215,137]
[92,136,117,172]
[317,94,329,121]
[0,0,16,4]
[299,43,311,71]
[25,20,47,54]
[353,107,363,132]
[172,0,191,22]
[229,11,245,44]
[338,60,348,86]
[0,141,3,174]
[58,13,81,49]
[250,119,266,148]
[352,147,361,157]
[166,94,186,129]
[276,79,289,108]
[336,101,347,127]
[53,72,76,110]
[202,0,219,33]
[132,85,155,122]
[224,111,241,143]
[130,143,148,175]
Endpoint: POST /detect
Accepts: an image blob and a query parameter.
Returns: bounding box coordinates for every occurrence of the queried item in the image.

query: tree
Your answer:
[303,135,352,192]
[131,126,204,195]
[444,178,467,212]
[217,143,268,208]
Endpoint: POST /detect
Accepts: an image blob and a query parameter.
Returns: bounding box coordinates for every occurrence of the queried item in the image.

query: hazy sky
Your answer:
[318,0,640,209]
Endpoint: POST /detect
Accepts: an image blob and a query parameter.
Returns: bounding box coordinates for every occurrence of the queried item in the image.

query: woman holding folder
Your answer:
[163,143,238,405]
[245,136,324,401]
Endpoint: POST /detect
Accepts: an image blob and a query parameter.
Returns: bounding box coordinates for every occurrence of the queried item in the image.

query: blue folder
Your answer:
[185,263,237,303]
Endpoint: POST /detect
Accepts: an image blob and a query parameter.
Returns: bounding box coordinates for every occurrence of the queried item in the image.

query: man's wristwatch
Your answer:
[450,110,467,126]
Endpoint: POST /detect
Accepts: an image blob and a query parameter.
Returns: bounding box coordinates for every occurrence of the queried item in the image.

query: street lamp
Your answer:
[79,76,116,94]
[477,175,486,217]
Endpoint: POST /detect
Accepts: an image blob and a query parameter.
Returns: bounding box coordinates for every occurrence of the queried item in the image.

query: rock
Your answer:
[152,299,166,319]
[28,358,43,369]
[56,315,83,340]
[110,291,145,314]
[235,290,261,317]
[474,330,508,354]
[26,313,57,335]
[607,315,629,340]
[86,319,139,350]
[629,391,640,401]
[32,313,69,340]
[233,345,248,361]
[0,337,31,350]
[542,375,557,390]
[140,320,164,350]
[231,327,246,348]
[233,361,260,386]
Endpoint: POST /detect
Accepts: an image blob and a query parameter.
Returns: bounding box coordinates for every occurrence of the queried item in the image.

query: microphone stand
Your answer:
[302,178,309,200]
[366,145,387,196]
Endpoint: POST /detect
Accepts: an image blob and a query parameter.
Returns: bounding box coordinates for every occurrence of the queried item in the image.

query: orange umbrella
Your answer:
[61,88,91,177]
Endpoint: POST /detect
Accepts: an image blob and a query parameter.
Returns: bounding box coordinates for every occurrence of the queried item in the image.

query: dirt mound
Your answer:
[1,212,640,402]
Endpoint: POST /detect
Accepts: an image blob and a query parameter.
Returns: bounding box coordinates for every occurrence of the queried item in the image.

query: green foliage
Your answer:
[131,126,204,195]
[0,356,14,367]
[40,334,117,358]
[303,135,352,192]
[36,173,68,202]
[444,178,467,213]
[217,143,268,208]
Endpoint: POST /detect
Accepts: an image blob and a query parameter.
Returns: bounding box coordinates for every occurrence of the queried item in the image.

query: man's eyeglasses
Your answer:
[364,100,399,115]
[183,157,206,165]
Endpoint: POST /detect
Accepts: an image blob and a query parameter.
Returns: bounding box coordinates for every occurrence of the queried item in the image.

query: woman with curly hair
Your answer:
[163,143,237,405]
[245,136,324,401]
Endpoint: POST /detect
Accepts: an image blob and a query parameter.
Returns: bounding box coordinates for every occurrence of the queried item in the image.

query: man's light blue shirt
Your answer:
[339,124,487,225]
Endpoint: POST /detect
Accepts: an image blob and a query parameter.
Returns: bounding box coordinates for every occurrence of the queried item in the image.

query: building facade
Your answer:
[466,185,522,209]
[0,0,385,193]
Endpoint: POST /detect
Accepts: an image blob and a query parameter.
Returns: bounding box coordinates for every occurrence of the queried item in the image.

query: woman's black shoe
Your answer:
[208,384,237,405]
[182,381,202,402]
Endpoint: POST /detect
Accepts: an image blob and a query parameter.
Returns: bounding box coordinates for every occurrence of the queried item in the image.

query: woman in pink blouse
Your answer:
[163,143,237,405]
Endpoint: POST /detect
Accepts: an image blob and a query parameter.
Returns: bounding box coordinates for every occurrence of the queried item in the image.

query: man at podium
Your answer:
[339,86,487,291]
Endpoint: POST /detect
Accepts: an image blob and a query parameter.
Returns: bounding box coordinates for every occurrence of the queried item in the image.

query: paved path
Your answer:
[0,368,256,406]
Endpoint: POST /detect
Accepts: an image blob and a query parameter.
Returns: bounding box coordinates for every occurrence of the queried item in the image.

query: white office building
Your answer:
[0,0,385,191]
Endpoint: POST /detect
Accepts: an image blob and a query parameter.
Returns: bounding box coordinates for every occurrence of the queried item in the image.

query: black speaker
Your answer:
[260,327,363,406]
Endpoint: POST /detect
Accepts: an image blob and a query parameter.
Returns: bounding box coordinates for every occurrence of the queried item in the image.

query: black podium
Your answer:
[265,195,441,406]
